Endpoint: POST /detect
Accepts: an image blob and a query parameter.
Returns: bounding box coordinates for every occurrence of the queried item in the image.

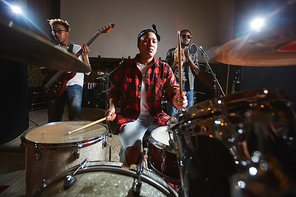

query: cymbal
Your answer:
[0,19,91,73]
[212,17,296,66]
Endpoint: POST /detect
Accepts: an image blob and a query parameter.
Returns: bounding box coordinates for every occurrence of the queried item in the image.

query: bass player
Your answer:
[40,18,91,122]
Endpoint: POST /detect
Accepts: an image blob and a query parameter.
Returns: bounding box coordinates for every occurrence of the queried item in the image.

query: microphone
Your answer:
[189,43,198,55]
[198,46,209,60]
[198,46,206,54]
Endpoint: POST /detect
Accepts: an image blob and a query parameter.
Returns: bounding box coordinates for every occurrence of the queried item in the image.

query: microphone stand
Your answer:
[102,58,123,110]
[200,50,225,97]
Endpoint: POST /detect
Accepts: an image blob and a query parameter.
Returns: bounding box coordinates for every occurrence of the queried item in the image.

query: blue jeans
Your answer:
[48,84,83,122]
[167,83,194,116]
[119,114,158,164]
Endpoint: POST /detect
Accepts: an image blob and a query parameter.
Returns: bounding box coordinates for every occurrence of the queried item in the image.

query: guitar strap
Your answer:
[68,43,73,54]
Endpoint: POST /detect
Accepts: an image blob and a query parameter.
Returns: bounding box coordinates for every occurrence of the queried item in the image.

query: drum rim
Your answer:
[149,126,175,151]
[21,121,108,149]
[35,162,178,197]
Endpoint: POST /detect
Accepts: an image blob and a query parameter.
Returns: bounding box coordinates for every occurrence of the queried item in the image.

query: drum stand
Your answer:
[200,49,225,97]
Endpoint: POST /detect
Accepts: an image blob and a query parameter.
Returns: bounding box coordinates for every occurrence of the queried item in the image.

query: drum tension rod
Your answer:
[64,158,90,190]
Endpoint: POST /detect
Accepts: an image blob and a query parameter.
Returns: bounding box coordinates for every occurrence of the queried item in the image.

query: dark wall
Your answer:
[0,59,29,144]
[240,66,296,106]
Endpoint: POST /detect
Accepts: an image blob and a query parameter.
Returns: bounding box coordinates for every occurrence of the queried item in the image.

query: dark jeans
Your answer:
[48,84,83,122]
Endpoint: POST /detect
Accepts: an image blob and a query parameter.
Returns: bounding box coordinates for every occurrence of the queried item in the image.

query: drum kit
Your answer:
[1,14,296,196]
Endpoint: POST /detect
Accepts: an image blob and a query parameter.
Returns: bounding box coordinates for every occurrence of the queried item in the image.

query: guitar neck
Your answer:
[75,23,114,57]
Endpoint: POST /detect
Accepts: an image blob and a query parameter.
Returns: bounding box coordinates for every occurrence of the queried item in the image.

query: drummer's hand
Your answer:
[105,107,117,122]
[81,44,89,56]
[172,91,188,110]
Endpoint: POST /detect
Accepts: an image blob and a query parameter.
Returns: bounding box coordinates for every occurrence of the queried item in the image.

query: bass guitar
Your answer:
[42,23,115,98]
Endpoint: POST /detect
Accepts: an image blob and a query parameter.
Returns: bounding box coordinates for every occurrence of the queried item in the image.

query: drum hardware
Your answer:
[74,147,80,159]
[102,137,108,148]
[42,179,46,188]
[35,148,41,161]
[132,163,144,196]
[171,89,296,196]
[64,158,90,190]
[22,121,108,196]
[231,69,240,94]
[35,161,178,196]
[143,148,149,169]
[148,126,181,185]
[199,45,225,97]
[160,152,168,176]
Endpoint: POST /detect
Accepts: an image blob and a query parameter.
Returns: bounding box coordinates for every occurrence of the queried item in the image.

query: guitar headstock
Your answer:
[101,23,115,34]
[86,24,115,46]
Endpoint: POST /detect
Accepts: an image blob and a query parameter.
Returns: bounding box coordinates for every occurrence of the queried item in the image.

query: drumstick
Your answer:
[177,31,183,93]
[68,117,106,134]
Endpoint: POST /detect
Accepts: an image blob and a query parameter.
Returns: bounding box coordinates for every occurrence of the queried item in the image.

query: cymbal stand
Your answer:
[200,50,225,97]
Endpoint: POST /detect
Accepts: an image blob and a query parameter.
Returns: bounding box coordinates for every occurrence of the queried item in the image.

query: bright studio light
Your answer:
[11,6,22,14]
[251,18,264,30]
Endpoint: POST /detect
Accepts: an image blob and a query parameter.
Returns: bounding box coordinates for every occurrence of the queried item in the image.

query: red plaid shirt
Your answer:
[108,55,180,133]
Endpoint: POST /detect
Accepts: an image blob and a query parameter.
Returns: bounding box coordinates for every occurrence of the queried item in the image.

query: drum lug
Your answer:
[20,142,26,151]
[42,179,46,188]
[35,145,41,161]
[102,138,107,148]
[19,136,26,150]
[74,147,80,159]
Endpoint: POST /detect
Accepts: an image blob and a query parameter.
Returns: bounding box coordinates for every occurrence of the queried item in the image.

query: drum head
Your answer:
[37,162,178,197]
[150,126,172,146]
[24,121,107,144]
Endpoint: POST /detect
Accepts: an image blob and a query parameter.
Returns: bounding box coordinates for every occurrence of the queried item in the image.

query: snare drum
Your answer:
[21,121,108,197]
[171,89,296,197]
[35,161,178,197]
[148,126,180,185]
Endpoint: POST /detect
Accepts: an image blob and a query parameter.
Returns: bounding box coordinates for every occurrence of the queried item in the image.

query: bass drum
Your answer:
[34,161,178,197]
[21,121,108,197]
[170,88,296,197]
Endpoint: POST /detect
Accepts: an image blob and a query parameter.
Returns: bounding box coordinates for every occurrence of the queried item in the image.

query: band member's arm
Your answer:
[185,48,199,75]
[81,44,91,68]
[106,97,118,122]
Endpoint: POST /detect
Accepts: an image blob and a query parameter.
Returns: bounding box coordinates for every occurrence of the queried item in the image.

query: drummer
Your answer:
[105,24,188,166]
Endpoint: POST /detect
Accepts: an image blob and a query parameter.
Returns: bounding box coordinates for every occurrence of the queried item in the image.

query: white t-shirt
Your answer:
[56,44,91,87]
[137,62,153,115]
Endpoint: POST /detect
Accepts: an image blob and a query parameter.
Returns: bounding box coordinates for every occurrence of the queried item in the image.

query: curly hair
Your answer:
[47,18,71,32]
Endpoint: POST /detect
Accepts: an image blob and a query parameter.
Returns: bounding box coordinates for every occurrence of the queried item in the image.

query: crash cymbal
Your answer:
[0,19,91,73]
[213,17,296,66]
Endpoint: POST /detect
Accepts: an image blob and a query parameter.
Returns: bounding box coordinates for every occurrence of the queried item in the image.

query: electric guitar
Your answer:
[41,23,115,98]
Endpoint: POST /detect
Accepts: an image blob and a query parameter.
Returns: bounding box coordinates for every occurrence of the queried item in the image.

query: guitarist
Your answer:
[40,19,91,122]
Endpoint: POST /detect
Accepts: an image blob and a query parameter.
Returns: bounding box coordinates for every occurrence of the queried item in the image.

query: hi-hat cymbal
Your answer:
[0,19,91,73]
[213,17,296,66]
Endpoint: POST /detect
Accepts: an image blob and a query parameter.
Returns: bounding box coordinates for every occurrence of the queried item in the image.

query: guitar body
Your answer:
[42,71,76,98]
